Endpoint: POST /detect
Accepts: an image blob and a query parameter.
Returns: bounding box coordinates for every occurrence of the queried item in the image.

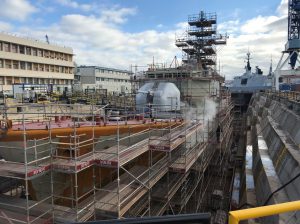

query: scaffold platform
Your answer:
[149,123,202,151]
[0,161,50,179]
[169,142,207,173]
[94,139,149,168]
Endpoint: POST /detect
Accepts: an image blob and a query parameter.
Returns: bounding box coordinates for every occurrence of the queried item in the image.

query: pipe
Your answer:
[1,122,180,141]
[229,200,300,224]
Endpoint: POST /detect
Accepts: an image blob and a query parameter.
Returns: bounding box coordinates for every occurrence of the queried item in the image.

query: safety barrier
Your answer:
[228,200,300,224]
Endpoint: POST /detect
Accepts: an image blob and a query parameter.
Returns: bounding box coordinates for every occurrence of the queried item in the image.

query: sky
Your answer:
[0,0,289,79]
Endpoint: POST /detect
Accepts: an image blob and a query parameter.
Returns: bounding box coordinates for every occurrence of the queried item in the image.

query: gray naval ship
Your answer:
[228,52,273,93]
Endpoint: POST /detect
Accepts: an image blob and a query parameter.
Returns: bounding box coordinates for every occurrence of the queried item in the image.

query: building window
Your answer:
[45,65,49,72]
[39,64,44,71]
[5,60,12,69]
[20,61,26,70]
[27,62,32,70]
[4,43,9,52]
[50,65,54,72]
[32,48,37,56]
[33,63,38,71]
[6,77,12,85]
[38,49,43,57]
[26,47,31,55]
[0,42,2,51]
[241,78,248,85]
[44,51,49,58]
[13,61,19,69]
[19,45,25,54]
[11,44,17,53]
[14,77,20,84]
[20,77,26,83]
[0,59,3,68]
[0,77,3,85]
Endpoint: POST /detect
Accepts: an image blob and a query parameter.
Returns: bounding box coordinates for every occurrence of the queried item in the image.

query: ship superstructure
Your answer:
[227,52,273,93]
[134,11,227,106]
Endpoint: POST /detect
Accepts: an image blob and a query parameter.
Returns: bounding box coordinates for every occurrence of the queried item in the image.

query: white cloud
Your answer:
[175,22,188,30]
[218,0,288,79]
[0,22,12,31]
[218,20,240,35]
[240,15,281,34]
[3,0,289,79]
[16,10,179,69]
[0,0,37,21]
[277,0,288,16]
[56,0,92,11]
[100,7,137,24]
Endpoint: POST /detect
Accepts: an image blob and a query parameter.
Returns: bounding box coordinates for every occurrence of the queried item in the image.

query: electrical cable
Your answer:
[263,172,300,206]
[236,92,300,210]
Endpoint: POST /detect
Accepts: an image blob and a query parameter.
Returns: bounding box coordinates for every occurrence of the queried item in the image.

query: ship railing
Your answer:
[265,90,300,102]
[188,12,217,23]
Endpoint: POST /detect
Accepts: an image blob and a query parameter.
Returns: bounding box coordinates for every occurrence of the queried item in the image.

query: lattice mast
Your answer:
[175,11,227,70]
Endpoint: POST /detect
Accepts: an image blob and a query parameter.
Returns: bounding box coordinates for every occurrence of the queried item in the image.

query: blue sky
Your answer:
[0,0,288,79]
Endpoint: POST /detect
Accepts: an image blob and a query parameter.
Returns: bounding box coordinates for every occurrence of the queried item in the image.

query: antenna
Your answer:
[269,55,273,75]
[45,34,49,44]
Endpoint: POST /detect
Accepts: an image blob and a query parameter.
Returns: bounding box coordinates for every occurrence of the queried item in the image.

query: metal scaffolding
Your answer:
[0,111,52,223]
[0,87,234,223]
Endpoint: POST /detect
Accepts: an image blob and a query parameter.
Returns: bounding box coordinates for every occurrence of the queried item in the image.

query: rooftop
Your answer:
[78,65,133,74]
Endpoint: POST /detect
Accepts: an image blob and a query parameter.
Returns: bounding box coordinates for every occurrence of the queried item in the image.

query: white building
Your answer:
[0,33,74,94]
[76,66,132,94]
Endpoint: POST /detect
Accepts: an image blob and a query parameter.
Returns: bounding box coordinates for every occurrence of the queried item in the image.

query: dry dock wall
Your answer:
[246,93,300,223]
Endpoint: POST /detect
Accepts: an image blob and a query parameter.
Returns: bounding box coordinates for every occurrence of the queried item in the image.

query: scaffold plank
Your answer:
[95,160,168,217]
[149,123,202,152]
[52,158,94,173]
[169,142,207,173]
[95,139,149,168]
[0,161,50,179]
